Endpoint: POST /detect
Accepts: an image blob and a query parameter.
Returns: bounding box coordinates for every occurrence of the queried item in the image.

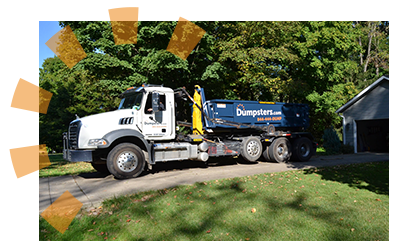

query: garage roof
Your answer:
[335,75,389,113]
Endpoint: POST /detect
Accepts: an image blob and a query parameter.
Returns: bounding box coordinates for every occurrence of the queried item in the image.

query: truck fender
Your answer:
[98,129,155,164]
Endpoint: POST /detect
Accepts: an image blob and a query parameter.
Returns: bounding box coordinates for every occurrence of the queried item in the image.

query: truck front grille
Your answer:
[68,120,81,149]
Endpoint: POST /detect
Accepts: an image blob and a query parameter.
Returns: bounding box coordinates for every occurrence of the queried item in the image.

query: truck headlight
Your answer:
[88,139,108,146]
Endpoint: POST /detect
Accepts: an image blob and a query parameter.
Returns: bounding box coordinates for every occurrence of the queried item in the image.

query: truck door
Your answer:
[141,92,172,139]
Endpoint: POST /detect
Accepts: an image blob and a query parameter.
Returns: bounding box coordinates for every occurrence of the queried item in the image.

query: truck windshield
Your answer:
[118,92,143,110]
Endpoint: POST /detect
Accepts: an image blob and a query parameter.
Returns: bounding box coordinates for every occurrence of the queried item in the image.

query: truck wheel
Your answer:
[291,137,313,162]
[268,137,291,163]
[240,136,262,162]
[107,143,145,179]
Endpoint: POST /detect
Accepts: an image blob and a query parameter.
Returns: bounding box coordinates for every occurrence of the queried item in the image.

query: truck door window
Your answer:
[159,94,166,111]
[145,93,166,114]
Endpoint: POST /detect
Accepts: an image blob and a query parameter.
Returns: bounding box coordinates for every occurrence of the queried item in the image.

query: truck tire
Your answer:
[240,136,262,162]
[107,143,145,179]
[268,137,291,163]
[291,137,313,162]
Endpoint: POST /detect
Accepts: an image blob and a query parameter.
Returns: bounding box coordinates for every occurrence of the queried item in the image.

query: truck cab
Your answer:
[63,85,179,179]
[119,85,176,141]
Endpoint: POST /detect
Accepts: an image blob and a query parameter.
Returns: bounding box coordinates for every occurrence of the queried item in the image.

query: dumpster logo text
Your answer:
[236,104,282,117]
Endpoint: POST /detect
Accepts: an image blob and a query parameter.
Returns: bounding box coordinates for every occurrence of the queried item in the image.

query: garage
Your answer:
[336,76,389,153]
[356,119,389,152]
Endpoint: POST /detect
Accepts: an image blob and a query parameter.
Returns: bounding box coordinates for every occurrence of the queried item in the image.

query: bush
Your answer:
[322,126,341,154]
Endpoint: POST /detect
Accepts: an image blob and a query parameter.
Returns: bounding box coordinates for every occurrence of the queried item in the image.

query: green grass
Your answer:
[39,161,389,241]
[39,153,95,178]
[316,146,327,155]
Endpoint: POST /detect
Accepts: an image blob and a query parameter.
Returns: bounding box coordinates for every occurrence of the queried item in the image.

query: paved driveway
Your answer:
[39,152,388,212]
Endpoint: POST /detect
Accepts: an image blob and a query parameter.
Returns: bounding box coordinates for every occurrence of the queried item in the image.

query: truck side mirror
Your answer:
[152,92,160,113]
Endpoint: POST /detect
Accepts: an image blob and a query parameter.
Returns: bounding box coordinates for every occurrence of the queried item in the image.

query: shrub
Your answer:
[322,126,341,154]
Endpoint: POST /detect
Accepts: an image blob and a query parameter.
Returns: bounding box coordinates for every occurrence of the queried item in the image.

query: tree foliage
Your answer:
[40,21,389,151]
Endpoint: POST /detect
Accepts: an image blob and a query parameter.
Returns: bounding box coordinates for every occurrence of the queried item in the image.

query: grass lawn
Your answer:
[39,161,389,241]
[39,153,95,178]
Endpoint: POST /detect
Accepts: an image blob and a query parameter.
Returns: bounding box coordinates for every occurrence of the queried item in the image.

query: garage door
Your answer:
[356,119,389,152]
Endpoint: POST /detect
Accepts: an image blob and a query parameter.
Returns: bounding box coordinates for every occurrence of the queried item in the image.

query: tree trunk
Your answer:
[356,21,363,66]
[363,22,374,73]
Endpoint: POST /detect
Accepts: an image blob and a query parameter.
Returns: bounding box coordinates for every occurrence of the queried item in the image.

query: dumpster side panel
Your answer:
[203,99,309,130]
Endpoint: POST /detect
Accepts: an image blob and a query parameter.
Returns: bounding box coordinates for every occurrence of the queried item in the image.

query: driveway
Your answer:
[39,152,389,212]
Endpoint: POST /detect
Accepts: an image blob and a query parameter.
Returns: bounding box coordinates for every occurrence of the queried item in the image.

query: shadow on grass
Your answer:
[303,161,389,195]
[123,181,359,240]
[40,161,389,241]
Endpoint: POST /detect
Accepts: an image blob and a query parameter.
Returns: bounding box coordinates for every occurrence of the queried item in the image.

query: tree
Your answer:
[212,21,302,102]
[291,22,361,91]
[289,22,363,139]
[354,21,389,87]
[59,21,222,90]
[39,56,102,151]
[306,82,359,138]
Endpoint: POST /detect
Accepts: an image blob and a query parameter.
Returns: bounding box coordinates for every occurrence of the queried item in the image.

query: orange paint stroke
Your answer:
[39,145,51,171]
[178,16,190,22]
[109,7,139,45]
[108,7,139,21]
[167,17,206,60]
[10,144,51,178]
[11,79,52,114]
[45,25,87,68]
[41,191,83,234]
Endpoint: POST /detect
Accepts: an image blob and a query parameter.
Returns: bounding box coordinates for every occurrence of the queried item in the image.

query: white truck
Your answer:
[63,85,316,179]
